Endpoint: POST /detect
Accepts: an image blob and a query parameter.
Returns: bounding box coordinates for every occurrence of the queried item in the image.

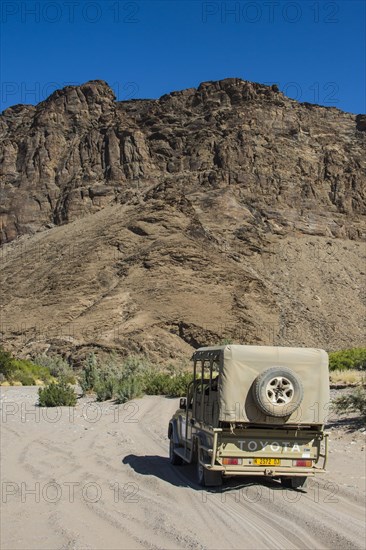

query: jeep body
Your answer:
[168,345,330,488]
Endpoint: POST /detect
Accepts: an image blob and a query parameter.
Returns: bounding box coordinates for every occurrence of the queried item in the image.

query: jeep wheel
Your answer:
[252,367,304,417]
[169,438,183,465]
[197,462,223,487]
[281,477,307,490]
[196,444,222,487]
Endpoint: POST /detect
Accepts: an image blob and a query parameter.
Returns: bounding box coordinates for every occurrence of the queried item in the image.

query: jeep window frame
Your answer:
[192,350,221,423]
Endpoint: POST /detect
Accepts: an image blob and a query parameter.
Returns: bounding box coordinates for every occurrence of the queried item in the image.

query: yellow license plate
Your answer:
[253,458,280,466]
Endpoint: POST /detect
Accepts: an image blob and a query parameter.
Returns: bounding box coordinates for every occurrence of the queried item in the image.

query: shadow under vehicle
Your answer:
[168,345,330,489]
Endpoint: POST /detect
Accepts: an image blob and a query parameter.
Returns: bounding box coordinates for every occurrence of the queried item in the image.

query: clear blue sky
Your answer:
[0,0,365,113]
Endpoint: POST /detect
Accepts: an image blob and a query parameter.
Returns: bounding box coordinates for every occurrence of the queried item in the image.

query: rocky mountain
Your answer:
[0,79,365,362]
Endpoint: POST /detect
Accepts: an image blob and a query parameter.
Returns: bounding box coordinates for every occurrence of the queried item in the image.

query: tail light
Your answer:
[222,458,242,465]
[293,460,312,467]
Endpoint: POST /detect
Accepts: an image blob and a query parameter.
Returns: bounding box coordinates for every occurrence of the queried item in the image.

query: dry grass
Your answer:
[330,369,365,386]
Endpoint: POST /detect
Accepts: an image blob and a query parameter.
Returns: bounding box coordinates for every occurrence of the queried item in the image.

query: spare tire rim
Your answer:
[266,376,294,405]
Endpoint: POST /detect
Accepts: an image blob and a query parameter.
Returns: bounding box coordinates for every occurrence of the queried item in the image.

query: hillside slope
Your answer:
[0,79,365,361]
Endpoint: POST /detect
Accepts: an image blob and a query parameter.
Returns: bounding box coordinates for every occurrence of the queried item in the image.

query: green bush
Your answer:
[121,354,149,378]
[332,387,366,418]
[0,347,55,385]
[38,380,77,407]
[329,348,366,371]
[11,369,36,386]
[34,354,75,383]
[142,371,171,395]
[95,377,116,401]
[94,353,149,382]
[115,376,143,404]
[4,359,52,385]
[0,347,14,378]
[80,353,100,393]
[1,348,192,398]
[167,372,192,397]
[141,370,191,397]
[98,352,122,379]
[94,369,191,403]
[78,352,151,400]
[12,359,52,382]
[76,352,191,402]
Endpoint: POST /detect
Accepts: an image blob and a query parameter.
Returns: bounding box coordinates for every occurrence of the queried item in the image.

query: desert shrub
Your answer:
[0,347,14,378]
[95,377,116,401]
[7,359,52,385]
[95,369,191,402]
[115,376,143,404]
[167,372,192,397]
[98,352,122,379]
[38,380,77,407]
[0,347,55,385]
[332,387,366,418]
[34,354,75,383]
[329,348,366,371]
[11,369,36,386]
[80,353,99,393]
[77,352,191,402]
[121,354,149,378]
[14,359,52,381]
[141,369,191,397]
[81,353,151,400]
[142,371,171,395]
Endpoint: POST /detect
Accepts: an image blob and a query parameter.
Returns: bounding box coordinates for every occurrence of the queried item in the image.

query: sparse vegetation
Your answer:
[329,348,366,371]
[141,369,192,397]
[332,387,366,419]
[0,347,53,385]
[78,352,192,402]
[3,345,366,402]
[34,354,76,383]
[95,378,116,402]
[10,368,37,386]
[0,347,14,378]
[115,376,143,404]
[80,353,99,394]
[329,369,365,386]
[79,353,148,402]
[38,379,77,407]
[118,354,149,378]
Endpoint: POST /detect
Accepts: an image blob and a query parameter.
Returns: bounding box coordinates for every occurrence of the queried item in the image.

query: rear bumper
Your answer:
[205,465,325,477]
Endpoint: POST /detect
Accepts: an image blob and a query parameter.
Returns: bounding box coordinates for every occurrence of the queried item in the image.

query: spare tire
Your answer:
[252,367,303,417]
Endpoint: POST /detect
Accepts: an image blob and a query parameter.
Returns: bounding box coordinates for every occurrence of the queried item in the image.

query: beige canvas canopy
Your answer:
[192,345,330,425]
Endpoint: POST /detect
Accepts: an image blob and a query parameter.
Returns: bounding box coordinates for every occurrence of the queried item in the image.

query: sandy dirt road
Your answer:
[1,387,365,550]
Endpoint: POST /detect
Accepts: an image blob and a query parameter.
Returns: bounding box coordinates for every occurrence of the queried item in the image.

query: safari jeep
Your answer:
[168,345,330,488]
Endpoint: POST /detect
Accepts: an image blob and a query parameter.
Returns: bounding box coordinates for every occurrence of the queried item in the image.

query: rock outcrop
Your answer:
[0,79,365,361]
[1,78,365,244]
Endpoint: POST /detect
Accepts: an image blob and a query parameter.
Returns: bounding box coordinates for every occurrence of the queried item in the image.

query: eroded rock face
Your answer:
[356,114,366,132]
[0,79,365,361]
[1,78,365,244]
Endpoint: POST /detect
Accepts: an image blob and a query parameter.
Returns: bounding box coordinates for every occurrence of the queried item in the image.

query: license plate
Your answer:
[253,458,280,466]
